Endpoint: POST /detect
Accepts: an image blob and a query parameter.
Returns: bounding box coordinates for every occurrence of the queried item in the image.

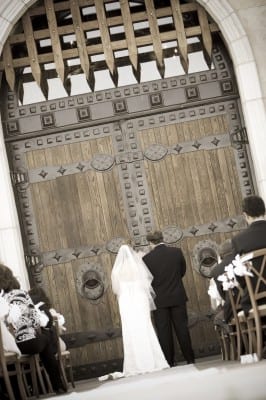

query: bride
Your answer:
[111,244,169,377]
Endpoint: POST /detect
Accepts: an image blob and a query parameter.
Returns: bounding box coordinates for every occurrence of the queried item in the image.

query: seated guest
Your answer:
[212,195,266,325]
[211,239,234,301]
[29,286,67,354]
[0,262,66,395]
[210,239,235,327]
[231,195,266,315]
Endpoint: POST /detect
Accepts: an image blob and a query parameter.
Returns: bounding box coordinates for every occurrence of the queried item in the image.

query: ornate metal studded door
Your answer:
[2,40,255,379]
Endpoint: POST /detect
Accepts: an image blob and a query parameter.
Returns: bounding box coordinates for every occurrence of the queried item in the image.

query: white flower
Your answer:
[222,280,232,291]
[217,273,227,283]
[232,254,254,277]
[208,279,220,299]
[7,304,22,326]
[217,262,239,291]
[224,263,235,280]
[50,308,66,331]
[207,279,224,310]
[38,311,49,327]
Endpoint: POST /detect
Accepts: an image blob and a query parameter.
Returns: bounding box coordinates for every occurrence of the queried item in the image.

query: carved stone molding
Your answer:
[2,40,236,141]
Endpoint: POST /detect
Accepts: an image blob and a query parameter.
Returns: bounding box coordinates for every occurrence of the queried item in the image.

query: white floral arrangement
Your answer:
[207,278,224,309]
[50,308,66,332]
[0,290,22,326]
[217,254,253,291]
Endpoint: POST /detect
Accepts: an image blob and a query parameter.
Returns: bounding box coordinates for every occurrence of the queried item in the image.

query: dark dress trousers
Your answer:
[143,244,194,366]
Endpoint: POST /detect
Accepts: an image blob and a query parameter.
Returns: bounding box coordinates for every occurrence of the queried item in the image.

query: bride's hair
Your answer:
[123,238,133,246]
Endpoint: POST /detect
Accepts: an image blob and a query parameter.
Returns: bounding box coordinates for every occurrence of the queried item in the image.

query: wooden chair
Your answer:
[214,323,231,360]
[0,322,28,400]
[241,248,266,360]
[0,322,56,399]
[20,354,39,399]
[53,318,75,390]
[227,287,249,360]
[33,353,54,396]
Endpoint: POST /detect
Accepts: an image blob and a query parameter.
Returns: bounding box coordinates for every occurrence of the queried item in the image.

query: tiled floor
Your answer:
[53,356,266,400]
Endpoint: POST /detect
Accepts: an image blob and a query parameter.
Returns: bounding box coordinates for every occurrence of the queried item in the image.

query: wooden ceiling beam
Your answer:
[6,4,201,46]
[144,0,164,77]
[170,0,188,74]
[16,42,203,84]
[70,0,95,90]
[197,3,213,69]
[44,0,65,84]
[0,23,219,70]
[95,0,118,86]
[120,0,139,80]
[22,12,48,98]
[0,0,220,97]
[2,39,16,91]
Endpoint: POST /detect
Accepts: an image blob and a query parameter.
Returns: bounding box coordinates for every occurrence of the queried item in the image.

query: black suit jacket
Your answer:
[231,220,266,256]
[232,220,266,313]
[143,244,188,308]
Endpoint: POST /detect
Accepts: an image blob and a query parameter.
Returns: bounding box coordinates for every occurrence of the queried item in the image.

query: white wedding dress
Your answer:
[111,245,169,377]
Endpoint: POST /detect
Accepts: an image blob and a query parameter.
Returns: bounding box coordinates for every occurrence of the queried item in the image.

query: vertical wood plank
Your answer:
[197,4,213,69]
[44,0,65,83]
[120,0,139,77]
[95,0,118,85]
[170,0,189,74]
[70,0,94,89]
[2,39,15,91]
[22,12,48,98]
[144,0,164,77]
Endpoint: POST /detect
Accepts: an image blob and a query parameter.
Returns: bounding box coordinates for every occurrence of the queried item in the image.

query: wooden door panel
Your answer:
[25,137,127,369]
[40,254,123,367]
[138,115,243,354]
[26,144,128,251]
[139,116,242,229]
[22,112,245,369]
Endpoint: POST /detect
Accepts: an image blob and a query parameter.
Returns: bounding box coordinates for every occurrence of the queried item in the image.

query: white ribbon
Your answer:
[216,254,254,291]
[232,254,254,277]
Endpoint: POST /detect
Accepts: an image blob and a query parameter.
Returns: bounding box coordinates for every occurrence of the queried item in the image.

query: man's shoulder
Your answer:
[144,244,181,256]
[234,220,266,239]
[163,245,182,254]
[143,244,166,259]
[232,221,266,254]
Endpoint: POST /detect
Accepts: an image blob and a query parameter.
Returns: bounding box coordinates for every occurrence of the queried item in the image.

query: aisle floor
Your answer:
[53,356,266,400]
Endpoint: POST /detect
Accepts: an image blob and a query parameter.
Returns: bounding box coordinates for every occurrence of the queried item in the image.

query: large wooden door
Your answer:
[3,41,255,379]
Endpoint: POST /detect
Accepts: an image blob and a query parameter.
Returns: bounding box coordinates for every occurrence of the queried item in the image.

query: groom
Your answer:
[143,231,195,366]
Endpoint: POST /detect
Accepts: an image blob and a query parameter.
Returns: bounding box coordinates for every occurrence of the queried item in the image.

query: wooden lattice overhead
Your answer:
[0,0,219,100]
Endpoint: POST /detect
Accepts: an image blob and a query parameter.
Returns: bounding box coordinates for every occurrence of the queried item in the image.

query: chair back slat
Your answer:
[242,251,266,300]
[53,316,75,390]
[240,248,266,359]
[0,321,24,400]
[227,286,246,360]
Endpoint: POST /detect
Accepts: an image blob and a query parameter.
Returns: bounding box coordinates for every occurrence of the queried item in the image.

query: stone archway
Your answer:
[0,0,264,378]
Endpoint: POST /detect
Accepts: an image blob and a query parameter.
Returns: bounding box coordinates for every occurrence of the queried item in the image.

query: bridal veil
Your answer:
[111,244,156,311]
